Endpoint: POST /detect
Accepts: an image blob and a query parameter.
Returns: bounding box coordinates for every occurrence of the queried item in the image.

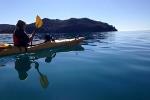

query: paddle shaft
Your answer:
[30,29,38,45]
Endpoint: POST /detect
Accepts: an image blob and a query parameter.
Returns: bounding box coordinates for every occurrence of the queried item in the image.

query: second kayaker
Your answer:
[13,20,35,48]
[44,34,55,43]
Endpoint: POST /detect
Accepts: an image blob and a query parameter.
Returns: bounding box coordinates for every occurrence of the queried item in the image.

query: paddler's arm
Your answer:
[29,30,36,42]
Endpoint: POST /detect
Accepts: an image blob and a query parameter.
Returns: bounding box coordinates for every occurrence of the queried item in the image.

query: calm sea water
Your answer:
[0,31,150,100]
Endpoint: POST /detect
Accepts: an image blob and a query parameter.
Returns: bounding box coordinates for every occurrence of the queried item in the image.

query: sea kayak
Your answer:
[0,37,84,57]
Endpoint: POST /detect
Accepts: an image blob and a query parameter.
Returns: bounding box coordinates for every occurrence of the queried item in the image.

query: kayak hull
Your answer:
[0,37,84,57]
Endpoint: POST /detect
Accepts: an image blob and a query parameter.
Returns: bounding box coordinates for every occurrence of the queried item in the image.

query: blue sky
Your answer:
[0,0,150,31]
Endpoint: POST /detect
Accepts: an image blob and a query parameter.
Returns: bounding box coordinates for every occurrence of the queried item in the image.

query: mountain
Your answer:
[0,24,15,33]
[0,18,117,33]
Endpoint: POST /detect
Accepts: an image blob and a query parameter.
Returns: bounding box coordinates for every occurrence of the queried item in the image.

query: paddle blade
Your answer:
[35,15,43,28]
[40,75,49,89]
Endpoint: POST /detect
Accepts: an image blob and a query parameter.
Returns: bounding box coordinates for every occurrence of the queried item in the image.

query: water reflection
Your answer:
[35,62,49,89]
[81,32,115,46]
[15,55,32,80]
[6,45,84,89]
[14,51,55,88]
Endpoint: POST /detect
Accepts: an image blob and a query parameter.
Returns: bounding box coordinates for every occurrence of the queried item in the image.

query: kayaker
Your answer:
[44,34,55,42]
[13,20,35,48]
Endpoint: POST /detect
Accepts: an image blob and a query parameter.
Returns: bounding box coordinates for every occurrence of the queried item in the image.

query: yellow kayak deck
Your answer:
[0,37,84,57]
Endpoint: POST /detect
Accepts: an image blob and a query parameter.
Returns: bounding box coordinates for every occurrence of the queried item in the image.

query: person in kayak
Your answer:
[44,34,55,43]
[13,20,35,47]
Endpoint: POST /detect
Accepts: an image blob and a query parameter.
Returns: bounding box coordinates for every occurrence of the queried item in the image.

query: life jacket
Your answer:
[13,34,21,46]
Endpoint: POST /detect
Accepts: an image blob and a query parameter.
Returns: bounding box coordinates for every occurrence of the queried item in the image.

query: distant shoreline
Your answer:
[0,18,117,33]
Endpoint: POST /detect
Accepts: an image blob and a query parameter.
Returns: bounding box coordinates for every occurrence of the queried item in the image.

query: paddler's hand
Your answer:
[29,29,37,41]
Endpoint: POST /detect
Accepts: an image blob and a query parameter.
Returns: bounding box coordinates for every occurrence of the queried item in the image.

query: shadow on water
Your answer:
[0,45,84,89]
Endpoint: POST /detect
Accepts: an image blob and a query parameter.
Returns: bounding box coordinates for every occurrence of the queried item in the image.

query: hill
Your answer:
[0,18,117,33]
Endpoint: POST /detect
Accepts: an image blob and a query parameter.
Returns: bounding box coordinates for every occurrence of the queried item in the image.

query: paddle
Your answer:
[30,15,43,45]
[35,15,43,28]
[34,62,49,89]
[39,74,49,89]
